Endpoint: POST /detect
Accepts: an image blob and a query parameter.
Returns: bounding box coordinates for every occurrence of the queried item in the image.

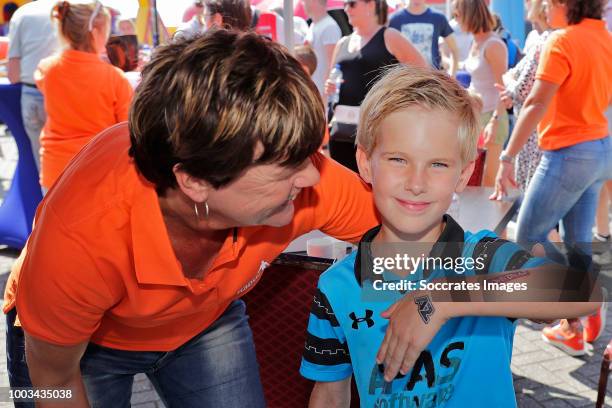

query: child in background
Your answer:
[300,66,599,407]
[294,44,317,76]
[35,1,133,191]
[295,44,330,151]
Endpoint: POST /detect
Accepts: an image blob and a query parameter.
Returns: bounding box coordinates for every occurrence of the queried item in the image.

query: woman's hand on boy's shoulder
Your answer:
[376,292,451,382]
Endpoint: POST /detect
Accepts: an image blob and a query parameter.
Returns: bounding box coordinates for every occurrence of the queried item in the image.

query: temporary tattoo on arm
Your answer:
[488,270,530,284]
[414,295,435,324]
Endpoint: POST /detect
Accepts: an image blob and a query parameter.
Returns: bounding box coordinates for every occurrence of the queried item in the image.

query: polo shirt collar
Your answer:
[130,176,242,287]
[62,49,105,63]
[578,18,607,29]
[130,177,189,287]
[353,214,465,285]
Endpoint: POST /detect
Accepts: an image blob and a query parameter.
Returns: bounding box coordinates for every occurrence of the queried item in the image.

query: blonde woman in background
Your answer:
[454,0,508,187]
[35,1,133,192]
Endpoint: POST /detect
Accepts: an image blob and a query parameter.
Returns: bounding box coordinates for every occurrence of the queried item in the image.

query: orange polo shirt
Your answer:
[4,123,377,351]
[535,19,612,150]
[35,49,133,188]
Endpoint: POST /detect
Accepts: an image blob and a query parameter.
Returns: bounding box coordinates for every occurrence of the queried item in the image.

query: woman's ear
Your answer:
[356,144,373,183]
[173,164,212,203]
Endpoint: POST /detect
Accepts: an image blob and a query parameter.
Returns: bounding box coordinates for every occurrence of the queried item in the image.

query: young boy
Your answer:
[300,66,600,407]
[389,0,459,76]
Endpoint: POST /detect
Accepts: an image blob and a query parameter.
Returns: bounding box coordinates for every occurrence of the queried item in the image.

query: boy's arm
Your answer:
[309,378,351,408]
[374,251,602,381]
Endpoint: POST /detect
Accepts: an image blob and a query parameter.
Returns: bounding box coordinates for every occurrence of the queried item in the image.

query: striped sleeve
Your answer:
[300,287,353,382]
[471,236,551,274]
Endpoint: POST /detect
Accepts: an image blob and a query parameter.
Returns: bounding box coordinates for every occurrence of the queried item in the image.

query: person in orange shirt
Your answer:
[492,0,612,356]
[4,30,378,407]
[35,1,133,191]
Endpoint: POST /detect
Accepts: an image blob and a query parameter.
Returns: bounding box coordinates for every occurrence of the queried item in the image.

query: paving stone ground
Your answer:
[1,130,611,407]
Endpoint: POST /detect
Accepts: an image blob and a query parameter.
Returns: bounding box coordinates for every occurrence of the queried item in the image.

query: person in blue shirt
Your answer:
[300,65,601,407]
[389,0,459,76]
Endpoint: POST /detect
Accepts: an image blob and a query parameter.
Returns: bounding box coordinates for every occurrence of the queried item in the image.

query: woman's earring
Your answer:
[194,202,209,222]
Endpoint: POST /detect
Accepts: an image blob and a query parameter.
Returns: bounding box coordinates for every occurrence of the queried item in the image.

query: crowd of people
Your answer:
[1,0,611,407]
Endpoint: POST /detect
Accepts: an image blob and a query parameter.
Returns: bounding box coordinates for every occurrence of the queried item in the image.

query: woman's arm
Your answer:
[7,57,20,84]
[324,39,345,97]
[482,40,508,144]
[309,379,351,408]
[442,34,459,77]
[491,79,559,199]
[25,334,90,407]
[383,28,428,68]
[505,79,559,156]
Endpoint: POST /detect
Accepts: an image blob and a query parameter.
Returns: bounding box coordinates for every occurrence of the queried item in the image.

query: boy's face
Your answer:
[408,0,427,9]
[357,107,474,242]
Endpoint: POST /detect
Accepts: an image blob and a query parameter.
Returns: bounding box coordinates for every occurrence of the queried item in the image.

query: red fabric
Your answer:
[467,149,486,187]
[243,263,360,407]
[254,12,278,42]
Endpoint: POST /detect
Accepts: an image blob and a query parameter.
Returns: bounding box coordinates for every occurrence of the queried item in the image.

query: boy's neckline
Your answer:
[373,219,445,244]
[354,215,466,286]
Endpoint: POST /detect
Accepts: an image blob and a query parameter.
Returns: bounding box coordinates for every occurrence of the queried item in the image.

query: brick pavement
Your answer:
[1,131,612,407]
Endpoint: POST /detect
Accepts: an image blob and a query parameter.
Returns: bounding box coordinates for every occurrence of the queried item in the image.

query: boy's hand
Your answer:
[376,293,449,382]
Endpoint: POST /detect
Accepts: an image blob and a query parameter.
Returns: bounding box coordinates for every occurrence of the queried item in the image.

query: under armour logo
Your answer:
[414,295,435,324]
[349,310,374,329]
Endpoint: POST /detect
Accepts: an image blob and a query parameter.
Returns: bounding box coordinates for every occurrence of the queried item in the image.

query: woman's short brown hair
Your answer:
[454,0,496,34]
[551,0,604,25]
[203,0,251,31]
[129,29,326,194]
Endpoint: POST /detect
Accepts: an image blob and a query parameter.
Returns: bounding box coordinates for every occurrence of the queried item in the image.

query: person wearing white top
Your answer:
[304,0,342,98]
[7,0,60,171]
[448,18,472,63]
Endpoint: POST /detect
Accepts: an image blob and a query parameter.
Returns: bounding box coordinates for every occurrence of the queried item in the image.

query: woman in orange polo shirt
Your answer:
[4,30,379,407]
[35,1,133,190]
[492,0,612,356]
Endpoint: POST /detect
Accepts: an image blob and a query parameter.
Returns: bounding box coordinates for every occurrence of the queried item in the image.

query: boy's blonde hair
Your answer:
[356,65,480,165]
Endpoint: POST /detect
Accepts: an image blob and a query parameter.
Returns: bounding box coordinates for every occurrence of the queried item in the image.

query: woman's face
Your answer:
[344,0,376,27]
[544,0,568,28]
[205,157,321,229]
[203,5,223,30]
[452,1,467,31]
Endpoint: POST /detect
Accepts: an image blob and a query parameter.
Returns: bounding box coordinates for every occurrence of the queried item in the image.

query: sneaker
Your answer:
[541,322,585,356]
[594,250,612,267]
[583,288,608,343]
[593,233,611,255]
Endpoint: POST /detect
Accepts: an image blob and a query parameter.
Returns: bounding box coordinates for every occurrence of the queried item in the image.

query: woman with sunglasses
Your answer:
[326,0,426,173]
[34,1,133,192]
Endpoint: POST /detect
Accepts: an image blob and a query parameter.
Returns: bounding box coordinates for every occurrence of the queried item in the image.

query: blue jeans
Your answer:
[20,86,45,172]
[516,137,612,267]
[6,308,34,408]
[6,300,266,408]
